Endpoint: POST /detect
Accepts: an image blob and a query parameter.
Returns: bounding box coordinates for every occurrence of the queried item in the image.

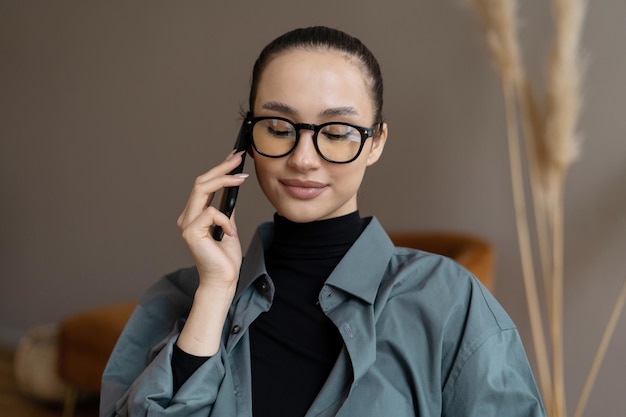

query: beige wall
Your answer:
[1,0,624,414]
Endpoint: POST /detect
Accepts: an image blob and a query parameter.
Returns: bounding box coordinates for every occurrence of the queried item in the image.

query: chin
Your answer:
[275,203,353,223]
[273,203,327,223]
[276,210,323,223]
[265,190,357,223]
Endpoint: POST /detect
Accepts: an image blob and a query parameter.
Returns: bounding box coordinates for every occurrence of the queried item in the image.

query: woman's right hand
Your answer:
[175,151,249,356]
[177,150,249,289]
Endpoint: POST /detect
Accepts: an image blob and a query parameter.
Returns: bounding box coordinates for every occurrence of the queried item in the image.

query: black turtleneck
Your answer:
[171,212,367,416]
[250,211,367,417]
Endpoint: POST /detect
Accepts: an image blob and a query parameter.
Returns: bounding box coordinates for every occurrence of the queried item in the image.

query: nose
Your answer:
[287,129,321,171]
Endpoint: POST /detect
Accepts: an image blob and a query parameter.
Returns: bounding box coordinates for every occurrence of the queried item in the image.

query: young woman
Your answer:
[101,26,545,416]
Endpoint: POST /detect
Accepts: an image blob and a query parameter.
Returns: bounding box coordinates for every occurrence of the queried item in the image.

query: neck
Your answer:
[270,211,365,259]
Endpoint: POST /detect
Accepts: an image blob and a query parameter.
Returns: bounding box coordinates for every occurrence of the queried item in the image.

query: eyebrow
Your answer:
[262,101,297,116]
[319,106,359,118]
[261,101,360,118]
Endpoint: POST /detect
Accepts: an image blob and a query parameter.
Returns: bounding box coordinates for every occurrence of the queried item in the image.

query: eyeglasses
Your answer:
[246,116,379,164]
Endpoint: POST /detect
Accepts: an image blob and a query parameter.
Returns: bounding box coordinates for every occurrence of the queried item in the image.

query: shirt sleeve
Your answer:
[100,269,232,417]
[110,335,228,417]
[442,328,546,417]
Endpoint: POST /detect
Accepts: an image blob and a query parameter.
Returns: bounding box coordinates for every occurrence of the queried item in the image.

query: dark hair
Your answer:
[248,26,384,126]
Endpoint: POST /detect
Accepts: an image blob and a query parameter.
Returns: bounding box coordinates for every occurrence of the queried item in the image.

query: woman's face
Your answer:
[252,48,387,223]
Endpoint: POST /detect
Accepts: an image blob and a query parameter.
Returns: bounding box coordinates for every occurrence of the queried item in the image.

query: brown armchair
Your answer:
[387,231,494,291]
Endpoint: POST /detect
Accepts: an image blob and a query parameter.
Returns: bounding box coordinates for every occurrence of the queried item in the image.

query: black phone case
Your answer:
[211,121,249,241]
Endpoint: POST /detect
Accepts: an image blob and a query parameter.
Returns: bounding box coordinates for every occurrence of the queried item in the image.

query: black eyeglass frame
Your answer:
[245,116,380,164]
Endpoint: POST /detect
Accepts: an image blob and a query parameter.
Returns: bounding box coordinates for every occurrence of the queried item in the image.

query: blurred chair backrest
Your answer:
[387,231,495,291]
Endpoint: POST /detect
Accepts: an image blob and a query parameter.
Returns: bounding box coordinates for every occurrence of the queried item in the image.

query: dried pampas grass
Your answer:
[464,0,522,81]
[465,1,626,417]
[465,0,554,411]
[545,0,585,180]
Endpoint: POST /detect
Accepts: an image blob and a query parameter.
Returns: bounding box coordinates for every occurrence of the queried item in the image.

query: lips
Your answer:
[280,179,327,200]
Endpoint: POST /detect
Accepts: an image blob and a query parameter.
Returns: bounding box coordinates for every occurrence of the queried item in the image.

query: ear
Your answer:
[366,122,388,166]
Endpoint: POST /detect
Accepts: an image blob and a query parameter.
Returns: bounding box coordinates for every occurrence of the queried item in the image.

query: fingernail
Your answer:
[233,173,249,179]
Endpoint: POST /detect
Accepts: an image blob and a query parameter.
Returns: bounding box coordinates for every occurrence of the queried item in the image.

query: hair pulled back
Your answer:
[249,26,384,125]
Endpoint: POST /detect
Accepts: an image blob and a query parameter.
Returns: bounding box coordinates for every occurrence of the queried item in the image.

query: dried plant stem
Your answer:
[550,189,566,417]
[573,276,626,417]
[546,0,587,412]
[517,78,554,312]
[502,80,553,410]
[465,1,592,415]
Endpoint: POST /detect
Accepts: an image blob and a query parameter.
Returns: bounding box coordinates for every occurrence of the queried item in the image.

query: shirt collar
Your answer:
[235,217,395,304]
[324,217,395,304]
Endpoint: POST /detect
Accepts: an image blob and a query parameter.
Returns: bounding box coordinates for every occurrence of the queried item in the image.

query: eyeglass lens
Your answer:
[251,118,364,163]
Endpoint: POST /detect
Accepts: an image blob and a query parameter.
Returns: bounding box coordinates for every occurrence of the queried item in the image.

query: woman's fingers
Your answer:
[181,206,242,283]
[177,152,248,231]
[194,150,244,183]
[175,152,248,298]
[217,208,240,241]
[177,173,247,231]
[181,206,227,246]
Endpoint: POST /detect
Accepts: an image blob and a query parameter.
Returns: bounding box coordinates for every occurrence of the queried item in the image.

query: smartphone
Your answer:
[211,120,249,241]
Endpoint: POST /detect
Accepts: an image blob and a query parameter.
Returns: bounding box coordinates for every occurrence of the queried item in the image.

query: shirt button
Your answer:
[256,279,269,293]
[231,325,241,334]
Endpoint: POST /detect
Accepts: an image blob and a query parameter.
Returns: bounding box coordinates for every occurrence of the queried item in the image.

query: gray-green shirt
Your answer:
[101,217,545,416]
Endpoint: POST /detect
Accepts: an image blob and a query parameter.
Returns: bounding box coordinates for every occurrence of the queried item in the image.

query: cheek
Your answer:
[253,157,279,197]
[332,163,368,194]
[253,158,270,186]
